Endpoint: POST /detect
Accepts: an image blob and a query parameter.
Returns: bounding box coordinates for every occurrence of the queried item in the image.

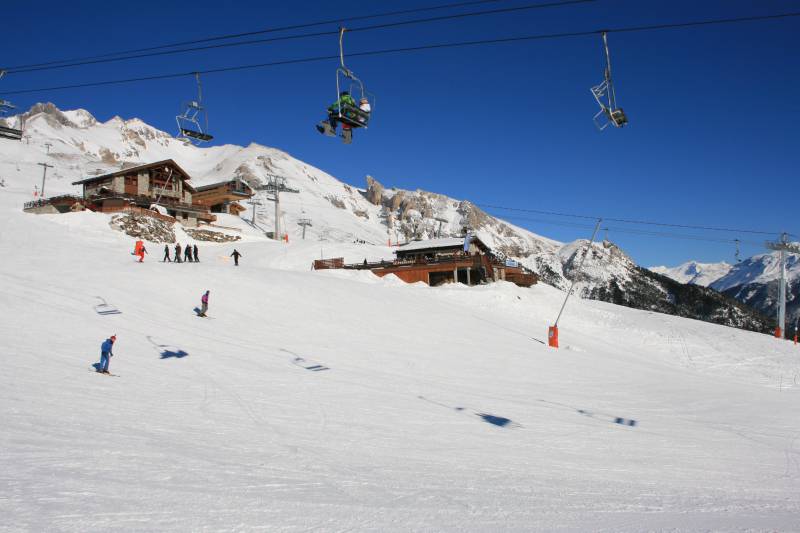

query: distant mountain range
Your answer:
[650,261,732,287]
[651,252,800,332]
[0,103,774,333]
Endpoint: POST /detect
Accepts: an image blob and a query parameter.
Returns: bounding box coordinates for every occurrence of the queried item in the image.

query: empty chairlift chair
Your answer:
[0,100,23,141]
[176,73,213,144]
[590,32,628,130]
[0,72,24,141]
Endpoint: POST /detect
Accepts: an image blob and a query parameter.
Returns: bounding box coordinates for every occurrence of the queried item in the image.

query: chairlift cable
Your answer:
[495,213,768,245]
[3,0,513,72]
[4,0,596,75]
[476,203,793,236]
[4,11,799,96]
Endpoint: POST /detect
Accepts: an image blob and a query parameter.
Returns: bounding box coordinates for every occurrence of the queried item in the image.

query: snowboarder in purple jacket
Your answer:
[199,291,209,317]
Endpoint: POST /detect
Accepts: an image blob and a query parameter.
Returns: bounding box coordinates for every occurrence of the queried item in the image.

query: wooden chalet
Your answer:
[192,178,254,216]
[70,160,214,226]
[315,236,538,288]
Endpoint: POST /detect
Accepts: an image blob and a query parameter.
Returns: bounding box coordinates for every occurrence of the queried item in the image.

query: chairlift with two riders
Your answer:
[317,27,375,144]
[176,72,213,145]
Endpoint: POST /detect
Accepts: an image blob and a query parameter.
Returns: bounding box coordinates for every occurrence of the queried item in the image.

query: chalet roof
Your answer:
[72,159,193,186]
[396,236,490,254]
[193,178,254,194]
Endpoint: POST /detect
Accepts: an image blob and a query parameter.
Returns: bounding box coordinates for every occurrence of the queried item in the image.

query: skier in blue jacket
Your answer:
[98,335,116,374]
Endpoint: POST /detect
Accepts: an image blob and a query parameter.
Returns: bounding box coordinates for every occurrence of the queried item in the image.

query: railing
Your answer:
[23,194,84,210]
[313,258,345,270]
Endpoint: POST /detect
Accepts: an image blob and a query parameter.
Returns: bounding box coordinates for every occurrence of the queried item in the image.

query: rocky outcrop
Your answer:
[109,213,175,243]
[365,175,384,205]
[325,195,346,209]
[184,228,241,242]
[18,103,79,129]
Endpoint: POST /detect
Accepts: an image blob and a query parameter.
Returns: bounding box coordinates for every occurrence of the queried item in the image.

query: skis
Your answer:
[316,121,352,143]
[316,121,336,137]
[90,369,119,377]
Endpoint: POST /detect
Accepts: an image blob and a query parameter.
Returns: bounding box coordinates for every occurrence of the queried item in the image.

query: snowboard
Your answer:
[341,128,352,144]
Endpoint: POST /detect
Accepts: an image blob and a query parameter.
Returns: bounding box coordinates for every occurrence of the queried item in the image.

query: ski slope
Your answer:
[1,176,800,531]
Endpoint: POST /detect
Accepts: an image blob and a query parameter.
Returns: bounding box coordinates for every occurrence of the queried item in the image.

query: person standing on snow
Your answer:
[98,335,116,374]
[163,244,171,262]
[230,249,242,266]
[174,243,182,263]
[199,290,210,317]
[193,244,199,263]
[185,244,193,263]
[137,244,147,263]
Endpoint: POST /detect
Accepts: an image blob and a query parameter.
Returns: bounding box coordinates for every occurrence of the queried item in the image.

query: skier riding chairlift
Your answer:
[316,28,374,144]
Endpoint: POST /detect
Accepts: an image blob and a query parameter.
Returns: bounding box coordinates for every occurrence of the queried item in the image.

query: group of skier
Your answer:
[98,240,248,374]
[95,289,213,374]
[164,243,199,263]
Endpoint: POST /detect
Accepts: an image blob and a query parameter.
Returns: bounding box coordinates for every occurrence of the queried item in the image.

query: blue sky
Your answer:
[2,0,798,266]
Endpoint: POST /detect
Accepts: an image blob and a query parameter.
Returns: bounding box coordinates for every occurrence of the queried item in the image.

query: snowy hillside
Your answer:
[654,250,800,330]
[710,250,800,328]
[0,103,771,333]
[2,135,800,530]
[2,103,560,251]
[650,260,732,287]
[712,250,800,292]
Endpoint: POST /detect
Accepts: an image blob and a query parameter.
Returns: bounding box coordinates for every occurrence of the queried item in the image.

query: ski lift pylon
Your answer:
[591,32,628,130]
[0,70,24,141]
[176,72,213,145]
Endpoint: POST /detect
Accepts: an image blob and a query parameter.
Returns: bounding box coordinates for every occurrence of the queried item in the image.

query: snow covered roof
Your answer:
[72,159,192,185]
[396,236,489,253]
[397,238,465,252]
[193,178,254,194]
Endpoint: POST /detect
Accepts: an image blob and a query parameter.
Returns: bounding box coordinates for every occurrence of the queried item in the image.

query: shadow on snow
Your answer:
[147,335,190,360]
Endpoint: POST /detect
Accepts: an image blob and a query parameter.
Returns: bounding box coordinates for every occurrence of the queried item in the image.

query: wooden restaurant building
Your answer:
[315,236,538,288]
[69,160,214,226]
[27,159,255,227]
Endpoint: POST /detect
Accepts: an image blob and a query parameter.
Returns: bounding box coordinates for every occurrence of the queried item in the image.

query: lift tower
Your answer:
[765,233,800,338]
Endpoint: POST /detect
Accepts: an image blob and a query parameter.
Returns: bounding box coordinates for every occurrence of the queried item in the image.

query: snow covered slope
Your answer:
[0,103,771,333]
[2,143,800,531]
[650,260,732,287]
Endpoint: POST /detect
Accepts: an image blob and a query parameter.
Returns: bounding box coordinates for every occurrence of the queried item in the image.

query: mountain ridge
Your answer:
[0,103,773,333]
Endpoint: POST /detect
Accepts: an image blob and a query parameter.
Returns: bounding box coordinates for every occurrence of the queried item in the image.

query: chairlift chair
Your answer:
[323,28,375,144]
[176,73,213,145]
[591,32,628,130]
[0,72,24,141]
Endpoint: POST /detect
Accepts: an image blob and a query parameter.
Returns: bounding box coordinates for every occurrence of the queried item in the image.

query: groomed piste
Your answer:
[1,156,800,531]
